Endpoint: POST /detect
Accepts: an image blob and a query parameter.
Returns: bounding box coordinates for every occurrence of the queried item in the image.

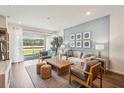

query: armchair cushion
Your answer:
[71,60,99,81]
[71,65,87,81]
[71,69,87,81]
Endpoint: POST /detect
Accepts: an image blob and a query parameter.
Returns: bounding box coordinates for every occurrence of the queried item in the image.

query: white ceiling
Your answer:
[0,5,124,31]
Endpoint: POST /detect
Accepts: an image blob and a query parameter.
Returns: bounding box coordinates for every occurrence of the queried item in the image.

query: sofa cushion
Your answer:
[84,56,96,61]
[84,54,95,58]
[73,51,81,58]
[67,49,73,57]
[68,57,83,66]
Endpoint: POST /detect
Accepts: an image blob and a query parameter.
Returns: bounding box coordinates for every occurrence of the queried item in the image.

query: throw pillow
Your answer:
[80,52,83,59]
[67,49,73,57]
[84,54,94,58]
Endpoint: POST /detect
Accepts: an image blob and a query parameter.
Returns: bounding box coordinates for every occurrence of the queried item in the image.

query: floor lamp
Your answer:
[95,44,104,58]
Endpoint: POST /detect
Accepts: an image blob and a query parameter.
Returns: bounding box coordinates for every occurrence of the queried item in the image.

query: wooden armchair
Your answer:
[69,60,102,88]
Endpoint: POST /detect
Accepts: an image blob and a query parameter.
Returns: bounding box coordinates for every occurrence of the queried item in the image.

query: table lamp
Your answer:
[95,44,104,58]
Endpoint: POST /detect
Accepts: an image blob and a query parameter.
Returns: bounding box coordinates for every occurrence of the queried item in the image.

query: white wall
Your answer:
[110,11,124,75]
[46,36,54,51]
[46,35,58,51]
[56,30,64,37]
[0,15,6,28]
[45,30,64,51]
[8,25,24,63]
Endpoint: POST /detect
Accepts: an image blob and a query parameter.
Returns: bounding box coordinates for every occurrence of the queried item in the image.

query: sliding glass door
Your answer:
[23,31,45,61]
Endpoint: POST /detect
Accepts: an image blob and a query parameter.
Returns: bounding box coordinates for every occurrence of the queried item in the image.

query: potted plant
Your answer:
[51,36,63,56]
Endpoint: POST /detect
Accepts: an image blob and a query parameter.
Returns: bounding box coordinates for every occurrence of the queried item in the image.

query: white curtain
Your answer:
[8,25,24,63]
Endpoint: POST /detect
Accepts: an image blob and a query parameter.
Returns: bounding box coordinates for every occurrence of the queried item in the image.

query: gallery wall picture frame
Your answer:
[70,34,75,40]
[76,33,82,40]
[76,41,82,48]
[70,41,75,47]
[83,40,91,48]
[83,32,91,39]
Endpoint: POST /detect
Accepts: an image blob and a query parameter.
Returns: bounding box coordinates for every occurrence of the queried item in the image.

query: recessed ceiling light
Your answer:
[46,17,50,20]
[7,16,10,18]
[86,11,91,15]
[18,21,22,25]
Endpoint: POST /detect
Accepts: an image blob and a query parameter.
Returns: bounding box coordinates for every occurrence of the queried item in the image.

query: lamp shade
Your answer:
[95,44,104,50]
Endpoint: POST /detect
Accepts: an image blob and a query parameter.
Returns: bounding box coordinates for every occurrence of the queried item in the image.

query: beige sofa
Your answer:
[67,51,83,66]
[66,50,96,66]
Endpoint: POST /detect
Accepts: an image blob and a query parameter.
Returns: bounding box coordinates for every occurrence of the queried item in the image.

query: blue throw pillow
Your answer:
[48,50,52,56]
[80,52,83,58]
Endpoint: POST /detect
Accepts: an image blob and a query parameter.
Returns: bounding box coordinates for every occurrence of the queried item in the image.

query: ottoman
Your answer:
[40,64,52,79]
[36,63,45,74]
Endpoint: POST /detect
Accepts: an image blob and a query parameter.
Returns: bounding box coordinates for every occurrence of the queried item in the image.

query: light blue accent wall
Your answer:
[64,15,110,59]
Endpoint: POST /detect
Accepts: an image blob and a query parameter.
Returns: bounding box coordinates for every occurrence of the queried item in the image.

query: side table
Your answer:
[96,58,106,72]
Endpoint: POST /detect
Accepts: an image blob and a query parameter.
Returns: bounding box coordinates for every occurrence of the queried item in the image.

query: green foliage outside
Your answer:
[23,39,44,46]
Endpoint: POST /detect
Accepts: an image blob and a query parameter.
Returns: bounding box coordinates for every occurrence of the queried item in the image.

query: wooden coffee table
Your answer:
[45,58,73,75]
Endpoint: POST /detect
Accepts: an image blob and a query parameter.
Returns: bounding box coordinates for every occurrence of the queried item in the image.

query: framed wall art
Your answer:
[76,33,82,40]
[83,40,91,48]
[83,32,91,39]
[70,34,75,40]
[76,41,82,48]
[70,41,75,47]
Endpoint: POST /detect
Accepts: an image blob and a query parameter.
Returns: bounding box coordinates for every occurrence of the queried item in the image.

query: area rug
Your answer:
[25,65,81,88]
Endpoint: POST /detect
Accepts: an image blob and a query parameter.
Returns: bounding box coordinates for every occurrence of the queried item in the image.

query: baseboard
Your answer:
[108,69,124,75]
[12,61,24,64]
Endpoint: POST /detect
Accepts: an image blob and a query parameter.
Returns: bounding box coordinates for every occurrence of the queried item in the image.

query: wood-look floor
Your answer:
[10,60,39,88]
[10,59,124,88]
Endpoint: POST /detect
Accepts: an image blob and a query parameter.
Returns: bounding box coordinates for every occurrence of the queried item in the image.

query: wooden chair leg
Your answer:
[100,72,102,88]
[90,74,93,87]
[69,70,71,84]
[69,76,71,84]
